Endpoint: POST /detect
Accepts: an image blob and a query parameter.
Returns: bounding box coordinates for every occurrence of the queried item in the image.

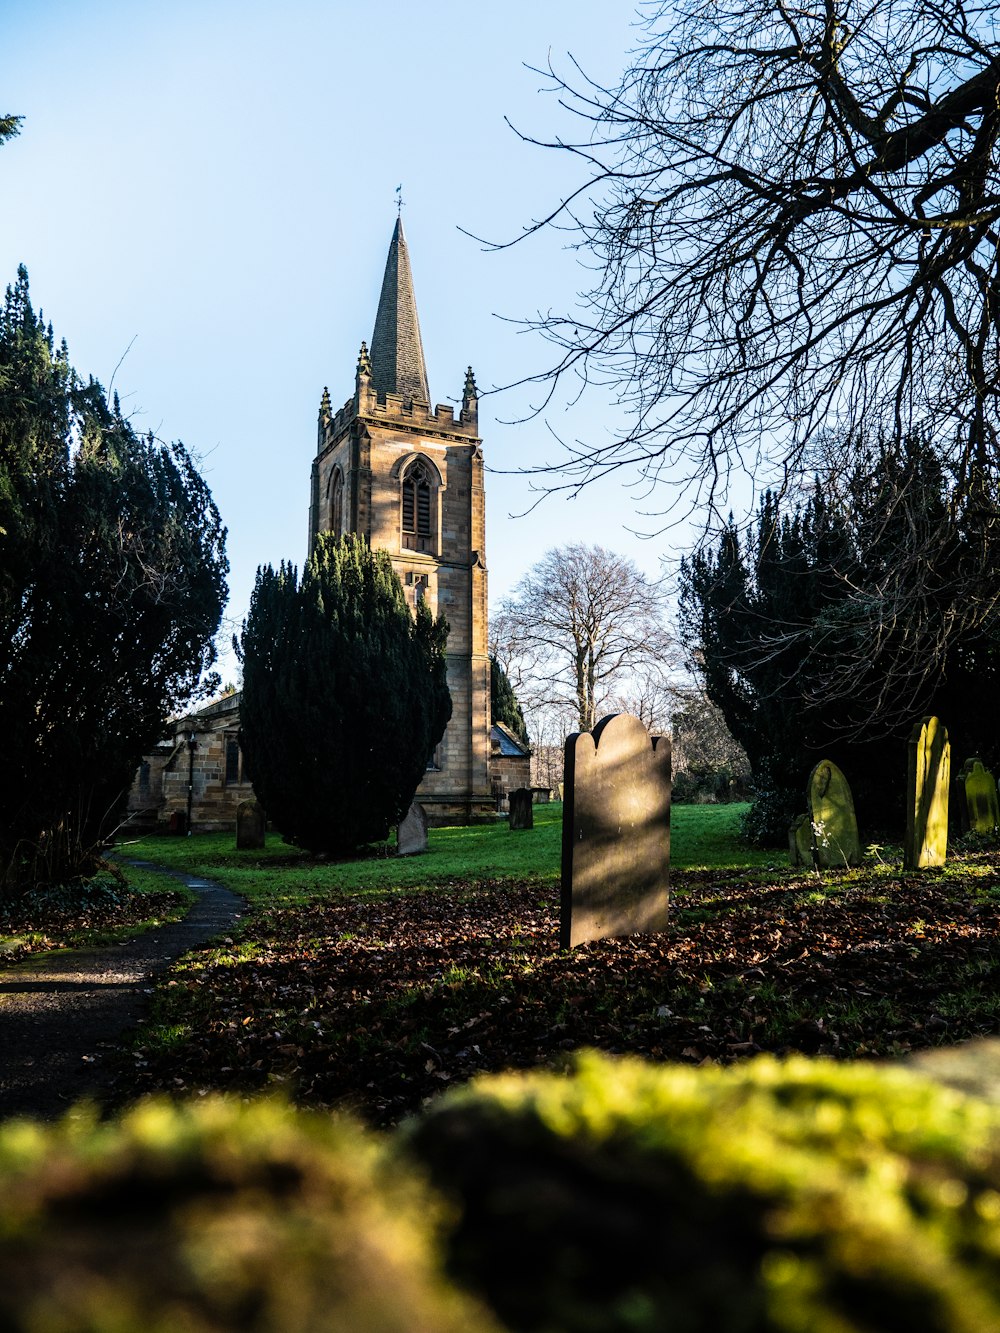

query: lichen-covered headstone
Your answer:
[963,758,999,835]
[904,716,950,869]
[508,787,533,830]
[235,799,265,850]
[807,760,861,868]
[561,713,671,949]
[396,801,428,856]
[788,813,813,868]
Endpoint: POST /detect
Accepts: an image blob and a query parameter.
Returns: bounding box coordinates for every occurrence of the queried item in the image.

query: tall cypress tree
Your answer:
[238,533,452,855]
[0,268,228,890]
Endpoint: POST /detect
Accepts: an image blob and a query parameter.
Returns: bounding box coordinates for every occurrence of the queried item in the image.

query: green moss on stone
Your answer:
[404,1051,1000,1333]
[0,1097,494,1333]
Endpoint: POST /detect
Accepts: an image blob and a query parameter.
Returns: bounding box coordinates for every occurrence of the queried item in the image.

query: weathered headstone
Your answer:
[904,716,950,870]
[236,799,265,849]
[807,760,861,868]
[396,801,428,856]
[788,813,813,868]
[561,713,671,949]
[962,758,999,835]
[508,787,533,830]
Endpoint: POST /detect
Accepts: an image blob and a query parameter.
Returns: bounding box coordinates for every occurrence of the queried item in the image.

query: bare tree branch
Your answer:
[503,0,1000,516]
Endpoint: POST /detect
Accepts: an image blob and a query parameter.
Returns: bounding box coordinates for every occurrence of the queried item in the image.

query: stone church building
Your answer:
[128,218,522,832]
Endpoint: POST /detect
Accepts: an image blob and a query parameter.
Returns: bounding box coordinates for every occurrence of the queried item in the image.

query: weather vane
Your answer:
[395,183,404,214]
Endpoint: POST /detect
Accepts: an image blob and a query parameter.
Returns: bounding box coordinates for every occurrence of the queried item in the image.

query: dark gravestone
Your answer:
[396,801,428,856]
[236,799,265,850]
[561,713,671,949]
[904,716,950,870]
[963,758,999,835]
[508,788,533,830]
[788,813,813,868]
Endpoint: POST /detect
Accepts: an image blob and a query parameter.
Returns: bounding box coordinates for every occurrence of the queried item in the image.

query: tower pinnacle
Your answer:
[369,216,430,405]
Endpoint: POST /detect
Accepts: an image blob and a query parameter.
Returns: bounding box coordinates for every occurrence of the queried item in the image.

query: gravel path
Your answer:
[0,862,243,1122]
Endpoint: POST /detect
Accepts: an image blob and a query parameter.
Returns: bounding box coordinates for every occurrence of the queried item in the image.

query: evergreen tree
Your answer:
[490,656,529,746]
[238,534,451,855]
[0,267,228,890]
[680,436,1000,843]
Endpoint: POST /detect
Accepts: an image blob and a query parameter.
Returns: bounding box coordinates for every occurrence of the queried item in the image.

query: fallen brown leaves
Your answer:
[0,882,185,965]
[119,869,1000,1126]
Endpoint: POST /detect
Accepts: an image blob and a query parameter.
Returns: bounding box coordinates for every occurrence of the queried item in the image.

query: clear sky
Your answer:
[1,1,694,677]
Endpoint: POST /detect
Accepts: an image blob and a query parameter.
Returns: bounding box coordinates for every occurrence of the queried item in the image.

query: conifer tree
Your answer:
[238,534,451,855]
[0,267,228,890]
[489,656,529,747]
[680,436,1000,843]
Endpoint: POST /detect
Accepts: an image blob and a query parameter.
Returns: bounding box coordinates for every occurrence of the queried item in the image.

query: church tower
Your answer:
[309,217,493,823]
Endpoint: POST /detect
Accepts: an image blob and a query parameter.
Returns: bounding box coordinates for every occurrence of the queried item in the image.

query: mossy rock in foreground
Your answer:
[403,1052,1000,1333]
[0,1097,494,1333]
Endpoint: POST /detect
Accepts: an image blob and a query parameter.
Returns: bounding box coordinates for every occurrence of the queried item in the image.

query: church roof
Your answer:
[369,216,430,405]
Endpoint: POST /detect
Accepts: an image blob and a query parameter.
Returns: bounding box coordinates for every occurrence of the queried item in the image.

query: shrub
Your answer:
[0,1097,493,1333]
[404,1050,1000,1333]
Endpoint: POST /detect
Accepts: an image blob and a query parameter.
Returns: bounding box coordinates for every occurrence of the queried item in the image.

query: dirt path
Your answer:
[0,862,243,1122]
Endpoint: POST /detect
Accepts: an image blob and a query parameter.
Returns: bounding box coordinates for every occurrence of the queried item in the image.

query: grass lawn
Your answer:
[103,803,1000,1126]
[118,801,780,908]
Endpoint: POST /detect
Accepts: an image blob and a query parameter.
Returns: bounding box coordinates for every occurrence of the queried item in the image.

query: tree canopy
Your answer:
[238,534,451,855]
[0,267,228,890]
[680,434,1000,841]
[495,543,670,734]
[514,1,1000,514]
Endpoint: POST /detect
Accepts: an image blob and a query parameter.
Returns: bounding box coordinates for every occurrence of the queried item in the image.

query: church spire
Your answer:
[369,216,430,405]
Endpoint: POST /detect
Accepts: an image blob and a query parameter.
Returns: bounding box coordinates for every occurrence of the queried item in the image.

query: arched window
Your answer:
[328,468,345,537]
[400,456,435,551]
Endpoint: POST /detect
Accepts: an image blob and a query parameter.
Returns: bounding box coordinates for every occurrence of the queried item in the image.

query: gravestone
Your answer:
[396,801,428,856]
[508,787,533,830]
[962,758,999,835]
[788,813,813,868]
[236,799,265,850]
[561,713,671,949]
[807,760,861,868]
[904,716,950,870]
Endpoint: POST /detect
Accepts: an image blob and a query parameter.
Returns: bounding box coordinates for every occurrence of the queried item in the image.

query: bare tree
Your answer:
[495,543,671,732]
[509,1,1000,512]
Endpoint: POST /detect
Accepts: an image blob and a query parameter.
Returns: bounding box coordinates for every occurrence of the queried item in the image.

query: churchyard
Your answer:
[25,798,982,1128]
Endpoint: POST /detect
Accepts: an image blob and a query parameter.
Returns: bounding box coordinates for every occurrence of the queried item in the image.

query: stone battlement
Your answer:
[320,384,478,451]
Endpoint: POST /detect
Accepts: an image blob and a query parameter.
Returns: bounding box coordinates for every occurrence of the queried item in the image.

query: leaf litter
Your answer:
[116,868,1000,1126]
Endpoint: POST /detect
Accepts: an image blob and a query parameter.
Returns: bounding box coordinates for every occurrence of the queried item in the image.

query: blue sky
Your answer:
[1,1,698,675]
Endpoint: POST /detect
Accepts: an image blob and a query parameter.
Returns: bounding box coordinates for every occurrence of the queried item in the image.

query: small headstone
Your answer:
[508,787,533,830]
[561,713,671,949]
[807,760,861,868]
[963,758,999,835]
[904,716,950,870]
[396,801,428,856]
[236,799,265,850]
[788,813,813,868]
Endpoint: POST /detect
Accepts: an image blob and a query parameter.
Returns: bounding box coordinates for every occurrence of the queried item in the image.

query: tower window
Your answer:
[401,457,435,548]
[328,468,345,537]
